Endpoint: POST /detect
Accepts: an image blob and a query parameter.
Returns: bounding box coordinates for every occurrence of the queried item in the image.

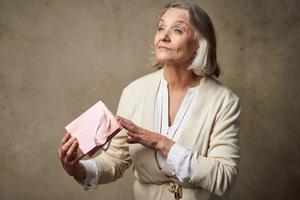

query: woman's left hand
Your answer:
[116,115,175,158]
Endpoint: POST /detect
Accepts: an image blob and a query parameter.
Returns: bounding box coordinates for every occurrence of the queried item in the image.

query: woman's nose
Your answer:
[161,30,171,42]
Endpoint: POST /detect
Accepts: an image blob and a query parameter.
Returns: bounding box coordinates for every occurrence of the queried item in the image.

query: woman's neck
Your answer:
[163,64,202,91]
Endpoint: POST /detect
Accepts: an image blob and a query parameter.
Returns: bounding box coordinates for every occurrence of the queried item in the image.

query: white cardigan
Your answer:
[80,74,200,188]
[88,68,240,199]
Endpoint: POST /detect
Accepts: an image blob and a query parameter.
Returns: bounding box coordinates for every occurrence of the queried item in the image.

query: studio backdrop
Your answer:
[0,0,299,200]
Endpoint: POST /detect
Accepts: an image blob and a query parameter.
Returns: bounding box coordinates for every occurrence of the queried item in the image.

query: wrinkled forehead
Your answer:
[159,8,190,25]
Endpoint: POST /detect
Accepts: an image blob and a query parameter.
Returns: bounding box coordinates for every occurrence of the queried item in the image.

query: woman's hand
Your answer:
[58,133,85,179]
[116,116,175,158]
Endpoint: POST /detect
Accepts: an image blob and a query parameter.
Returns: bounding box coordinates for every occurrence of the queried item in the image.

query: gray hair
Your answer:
[152,1,220,77]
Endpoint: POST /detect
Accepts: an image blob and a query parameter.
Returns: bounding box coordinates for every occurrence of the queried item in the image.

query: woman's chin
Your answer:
[156,56,176,64]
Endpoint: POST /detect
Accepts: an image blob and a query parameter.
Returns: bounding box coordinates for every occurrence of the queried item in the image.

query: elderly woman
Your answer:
[58,2,241,200]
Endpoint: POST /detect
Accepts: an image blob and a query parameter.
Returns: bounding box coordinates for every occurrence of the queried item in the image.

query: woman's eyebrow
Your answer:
[174,20,188,26]
[159,18,187,23]
[158,19,189,32]
[159,19,165,24]
[159,19,188,26]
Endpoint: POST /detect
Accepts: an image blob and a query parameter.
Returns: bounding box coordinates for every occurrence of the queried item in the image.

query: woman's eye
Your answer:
[157,27,164,32]
[174,28,182,34]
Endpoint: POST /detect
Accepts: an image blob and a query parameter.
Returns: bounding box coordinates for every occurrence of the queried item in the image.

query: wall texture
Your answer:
[0,0,299,199]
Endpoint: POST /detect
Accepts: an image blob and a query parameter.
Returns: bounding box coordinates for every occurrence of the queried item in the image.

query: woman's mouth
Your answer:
[158,46,172,51]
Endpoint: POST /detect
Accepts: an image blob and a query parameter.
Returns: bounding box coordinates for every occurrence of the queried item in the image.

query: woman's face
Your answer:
[154,8,199,66]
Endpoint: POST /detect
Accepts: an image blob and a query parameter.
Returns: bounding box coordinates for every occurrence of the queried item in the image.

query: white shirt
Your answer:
[154,77,198,181]
[78,76,199,190]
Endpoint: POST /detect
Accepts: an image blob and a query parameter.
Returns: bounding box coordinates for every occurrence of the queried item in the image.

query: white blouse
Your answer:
[78,76,200,190]
[154,77,198,180]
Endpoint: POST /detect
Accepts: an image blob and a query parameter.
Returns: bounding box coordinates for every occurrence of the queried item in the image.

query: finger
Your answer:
[60,137,76,159]
[61,132,71,145]
[116,115,122,122]
[127,137,138,144]
[127,131,140,140]
[66,140,78,162]
[58,132,71,150]
[119,118,143,134]
[77,148,85,158]
[117,116,149,138]
[118,116,134,126]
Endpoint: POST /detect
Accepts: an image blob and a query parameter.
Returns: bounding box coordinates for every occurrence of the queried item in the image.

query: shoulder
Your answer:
[123,69,162,94]
[201,76,241,122]
[117,69,162,117]
[118,68,162,104]
[204,76,240,106]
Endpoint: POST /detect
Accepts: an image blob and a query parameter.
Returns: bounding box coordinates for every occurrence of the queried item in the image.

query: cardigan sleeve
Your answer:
[188,97,241,196]
[91,87,132,184]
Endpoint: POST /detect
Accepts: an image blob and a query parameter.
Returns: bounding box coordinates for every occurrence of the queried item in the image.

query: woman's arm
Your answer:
[89,87,132,184]
[188,97,241,196]
[117,96,241,197]
[58,87,134,187]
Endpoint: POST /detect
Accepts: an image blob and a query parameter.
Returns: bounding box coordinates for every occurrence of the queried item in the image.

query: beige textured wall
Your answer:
[0,0,299,199]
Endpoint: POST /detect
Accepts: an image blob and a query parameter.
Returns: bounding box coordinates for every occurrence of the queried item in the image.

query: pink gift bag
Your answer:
[65,101,122,157]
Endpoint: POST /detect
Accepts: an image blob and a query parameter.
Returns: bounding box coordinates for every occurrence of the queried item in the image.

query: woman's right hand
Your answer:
[58,133,85,179]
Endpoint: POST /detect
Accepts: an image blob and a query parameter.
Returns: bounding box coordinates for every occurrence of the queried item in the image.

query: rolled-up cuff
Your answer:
[76,160,100,191]
[166,143,187,176]
[167,143,198,182]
